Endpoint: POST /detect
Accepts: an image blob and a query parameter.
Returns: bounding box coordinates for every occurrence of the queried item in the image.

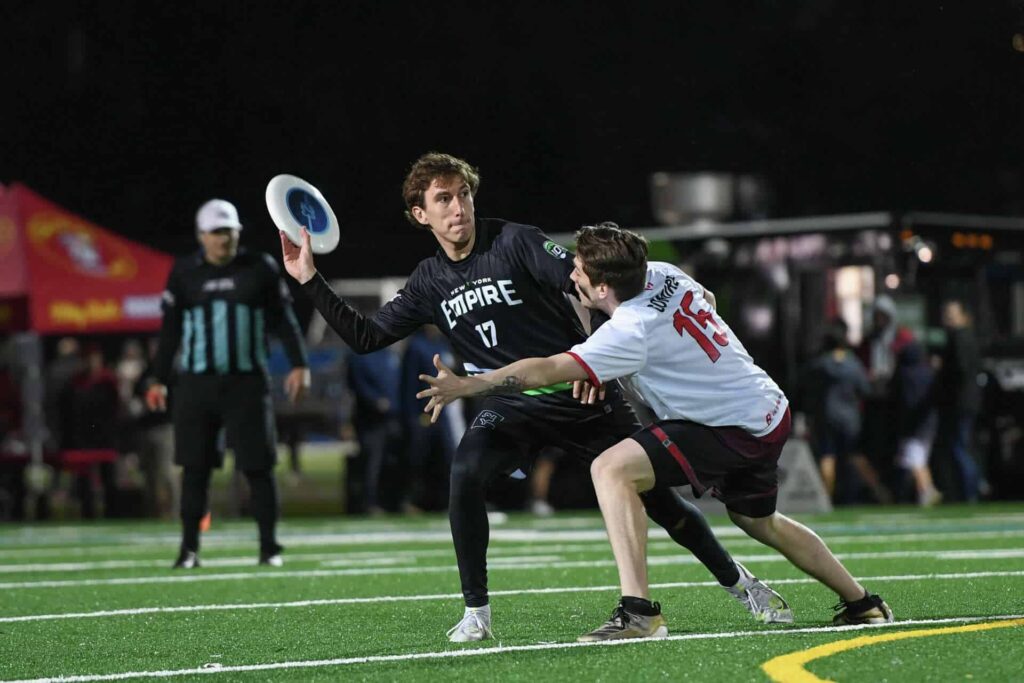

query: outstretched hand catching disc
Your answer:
[265,174,340,254]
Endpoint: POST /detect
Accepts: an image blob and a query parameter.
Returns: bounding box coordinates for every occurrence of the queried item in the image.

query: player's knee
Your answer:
[590,450,629,487]
[729,509,776,540]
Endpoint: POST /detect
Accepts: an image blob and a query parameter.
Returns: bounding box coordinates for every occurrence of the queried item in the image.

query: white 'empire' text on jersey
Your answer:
[568,261,788,437]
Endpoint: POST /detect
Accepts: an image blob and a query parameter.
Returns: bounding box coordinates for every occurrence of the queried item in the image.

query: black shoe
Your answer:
[832,592,893,625]
[259,543,284,567]
[172,548,200,569]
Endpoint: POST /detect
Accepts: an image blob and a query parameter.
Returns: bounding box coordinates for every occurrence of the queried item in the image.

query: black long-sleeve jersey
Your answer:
[303,218,589,403]
[152,248,308,384]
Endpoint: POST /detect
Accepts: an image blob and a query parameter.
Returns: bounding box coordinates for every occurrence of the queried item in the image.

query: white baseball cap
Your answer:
[196,199,243,232]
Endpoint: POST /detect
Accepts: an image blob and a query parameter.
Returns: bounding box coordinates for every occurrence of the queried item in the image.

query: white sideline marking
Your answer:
[4,510,1023,552]
[0,553,558,574]
[0,554,409,574]
[4,614,1022,683]
[2,528,1024,565]
[2,570,1022,624]
[3,547,1024,590]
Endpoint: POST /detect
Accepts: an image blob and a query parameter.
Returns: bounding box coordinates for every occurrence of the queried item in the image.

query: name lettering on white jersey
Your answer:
[646,275,680,312]
[441,278,523,329]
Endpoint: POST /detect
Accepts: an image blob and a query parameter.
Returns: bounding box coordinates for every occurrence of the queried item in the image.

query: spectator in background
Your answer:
[0,338,25,520]
[858,295,899,389]
[37,337,85,520]
[890,329,941,507]
[527,448,561,517]
[61,343,120,518]
[853,296,902,503]
[933,299,984,502]
[347,346,403,514]
[44,337,84,456]
[800,318,875,503]
[399,325,459,513]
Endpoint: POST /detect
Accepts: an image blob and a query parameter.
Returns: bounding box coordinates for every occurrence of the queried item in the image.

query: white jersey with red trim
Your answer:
[568,261,788,436]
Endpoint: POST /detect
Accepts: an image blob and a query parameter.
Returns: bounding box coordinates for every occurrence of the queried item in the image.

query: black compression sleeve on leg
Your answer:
[448,452,492,608]
[180,466,213,551]
[243,469,279,553]
[641,487,740,587]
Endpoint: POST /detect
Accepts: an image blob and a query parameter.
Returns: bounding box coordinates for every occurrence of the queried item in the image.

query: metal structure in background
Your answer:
[552,208,1024,501]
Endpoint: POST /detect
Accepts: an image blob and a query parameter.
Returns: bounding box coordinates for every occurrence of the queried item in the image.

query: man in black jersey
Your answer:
[146,198,310,569]
[280,153,787,642]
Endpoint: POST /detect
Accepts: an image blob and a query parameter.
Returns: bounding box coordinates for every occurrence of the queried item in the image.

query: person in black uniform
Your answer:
[280,153,787,642]
[146,198,310,569]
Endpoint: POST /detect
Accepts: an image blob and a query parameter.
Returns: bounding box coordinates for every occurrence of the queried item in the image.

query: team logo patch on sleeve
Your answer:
[543,240,568,259]
[471,409,505,430]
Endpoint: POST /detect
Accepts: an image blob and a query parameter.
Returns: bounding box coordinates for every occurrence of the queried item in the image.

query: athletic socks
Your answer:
[621,596,661,616]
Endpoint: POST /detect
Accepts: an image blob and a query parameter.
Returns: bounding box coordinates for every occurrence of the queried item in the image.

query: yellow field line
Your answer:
[761,618,1024,683]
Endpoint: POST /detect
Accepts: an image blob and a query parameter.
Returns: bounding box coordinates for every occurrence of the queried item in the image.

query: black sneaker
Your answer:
[172,548,200,569]
[577,602,668,642]
[832,593,893,625]
[259,543,284,567]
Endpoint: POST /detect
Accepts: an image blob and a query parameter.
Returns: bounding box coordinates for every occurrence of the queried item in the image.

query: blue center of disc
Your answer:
[286,189,329,234]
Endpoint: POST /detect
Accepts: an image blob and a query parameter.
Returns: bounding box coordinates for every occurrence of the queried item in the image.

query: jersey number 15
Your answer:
[672,291,729,362]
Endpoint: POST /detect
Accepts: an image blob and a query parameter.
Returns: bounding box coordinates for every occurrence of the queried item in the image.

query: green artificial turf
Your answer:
[1,504,1022,681]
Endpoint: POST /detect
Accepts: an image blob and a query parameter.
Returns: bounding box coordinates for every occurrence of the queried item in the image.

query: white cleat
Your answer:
[446,605,493,643]
[725,561,794,624]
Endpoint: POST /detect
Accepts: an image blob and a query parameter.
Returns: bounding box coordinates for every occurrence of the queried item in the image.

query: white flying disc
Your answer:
[265,174,340,254]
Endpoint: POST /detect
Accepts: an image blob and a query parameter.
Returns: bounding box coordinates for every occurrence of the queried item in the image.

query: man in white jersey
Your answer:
[419,222,894,640]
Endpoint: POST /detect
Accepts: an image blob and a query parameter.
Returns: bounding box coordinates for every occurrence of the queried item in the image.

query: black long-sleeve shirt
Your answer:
[152,248,308,384]
[301,218,596,404]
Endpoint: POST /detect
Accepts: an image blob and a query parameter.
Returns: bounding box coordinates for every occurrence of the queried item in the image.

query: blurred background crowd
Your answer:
[0,215,1021,523]
[2,2,1023,522]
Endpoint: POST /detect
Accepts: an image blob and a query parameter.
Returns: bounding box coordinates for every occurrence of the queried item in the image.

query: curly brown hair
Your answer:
[401,152,481,227]
[574,222,649,302]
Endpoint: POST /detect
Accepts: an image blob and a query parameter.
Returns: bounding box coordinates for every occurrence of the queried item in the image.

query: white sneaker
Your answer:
[530,499,555,517]
[446,605,493,642]
[724,561,793,623]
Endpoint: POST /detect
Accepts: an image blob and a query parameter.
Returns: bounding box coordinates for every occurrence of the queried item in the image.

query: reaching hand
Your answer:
[572,379,605,405]
[145,383,168,412]
[416,354,467,424]
[280,228,317,284]
[284,367,311,403]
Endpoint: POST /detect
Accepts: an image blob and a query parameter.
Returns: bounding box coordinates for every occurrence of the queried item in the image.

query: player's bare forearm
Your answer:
[469,355,586,397]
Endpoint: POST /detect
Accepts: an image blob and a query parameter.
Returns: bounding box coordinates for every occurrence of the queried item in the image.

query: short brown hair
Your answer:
[574,222,649,302]
[401,152,481,227]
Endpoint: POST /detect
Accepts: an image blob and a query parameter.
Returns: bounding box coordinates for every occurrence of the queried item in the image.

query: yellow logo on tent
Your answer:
[48,299,123,328]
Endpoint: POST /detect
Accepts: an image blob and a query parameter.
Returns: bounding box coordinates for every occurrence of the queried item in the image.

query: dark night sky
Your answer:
[3,1,1023,281]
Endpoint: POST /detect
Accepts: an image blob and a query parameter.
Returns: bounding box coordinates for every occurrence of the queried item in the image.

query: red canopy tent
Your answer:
[0,183,172,334]
[0,183,174,479]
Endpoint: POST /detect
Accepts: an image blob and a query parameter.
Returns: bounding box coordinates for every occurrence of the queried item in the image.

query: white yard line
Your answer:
[6,548,1024,589]
[3,528,1023,572]
[2,547,1023,590]
[4,613,1022,683]
[4,510,1023,553]
[2,570,1022,624]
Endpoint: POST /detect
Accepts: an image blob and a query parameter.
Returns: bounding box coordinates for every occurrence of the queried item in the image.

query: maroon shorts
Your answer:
[631,408,791,518]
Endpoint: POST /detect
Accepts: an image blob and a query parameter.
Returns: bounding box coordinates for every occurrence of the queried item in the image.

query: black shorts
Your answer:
[172,373,278,470]
[457,384,641,479]
[632,408,791,518]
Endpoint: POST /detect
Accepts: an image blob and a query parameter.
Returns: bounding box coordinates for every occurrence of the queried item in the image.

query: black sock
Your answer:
[180,466,212,552]
[244,469,279,553]
[845,590,872,608]
[621,596,660,616]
